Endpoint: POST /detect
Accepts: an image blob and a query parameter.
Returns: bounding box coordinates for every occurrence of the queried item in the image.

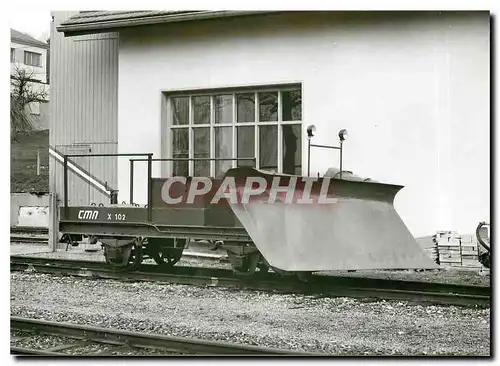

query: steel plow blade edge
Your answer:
[223,167,438,272]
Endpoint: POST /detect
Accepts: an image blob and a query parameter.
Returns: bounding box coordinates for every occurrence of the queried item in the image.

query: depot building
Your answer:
[50,11,490,238]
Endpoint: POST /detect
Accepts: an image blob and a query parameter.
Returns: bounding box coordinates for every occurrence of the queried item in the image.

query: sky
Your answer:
[9,10,52,42]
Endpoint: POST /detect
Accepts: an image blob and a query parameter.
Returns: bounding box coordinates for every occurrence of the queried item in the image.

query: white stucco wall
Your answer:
[116,11,489,237]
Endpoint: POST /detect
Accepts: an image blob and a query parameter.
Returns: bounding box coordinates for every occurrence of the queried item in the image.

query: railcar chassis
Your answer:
[58,154,272,275]
[57,151,434,278]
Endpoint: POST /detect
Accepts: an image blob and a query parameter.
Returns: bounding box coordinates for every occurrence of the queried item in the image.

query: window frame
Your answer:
[164,84,303,177]
[11,48,15,63]
[24,51,42,67]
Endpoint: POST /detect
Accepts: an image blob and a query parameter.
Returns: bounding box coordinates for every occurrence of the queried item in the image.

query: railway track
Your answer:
[10,255,490,307]
[11,227,48,235]
[10,236,49,244]
[11,317,312,356]
[10,233,227,261]
[10,227,50,244]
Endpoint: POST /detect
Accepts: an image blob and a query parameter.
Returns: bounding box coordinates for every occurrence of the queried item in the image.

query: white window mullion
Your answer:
[210,96,215,177]
[232,94,237,169]
[167,86,301,175]
[277,91,283,173]
[254,92,259,169]
[188,97,194,176]
[166,97,172,177]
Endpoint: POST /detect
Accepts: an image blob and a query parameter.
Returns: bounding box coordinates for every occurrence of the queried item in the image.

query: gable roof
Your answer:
[11,28,49,49]
[57,10,276,36]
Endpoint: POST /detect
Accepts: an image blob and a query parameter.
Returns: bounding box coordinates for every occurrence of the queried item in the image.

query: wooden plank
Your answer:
[438,245,477,250]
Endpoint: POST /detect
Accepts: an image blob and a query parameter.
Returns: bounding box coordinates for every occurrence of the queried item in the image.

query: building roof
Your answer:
[57,10,276,36]
[11,28,49,49]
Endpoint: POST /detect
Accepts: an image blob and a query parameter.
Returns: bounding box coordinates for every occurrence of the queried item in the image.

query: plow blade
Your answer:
[224,167,437,272]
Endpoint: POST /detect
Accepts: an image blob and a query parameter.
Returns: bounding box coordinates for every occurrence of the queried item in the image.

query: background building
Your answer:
[11,28,50,130]
[50,11,490,238]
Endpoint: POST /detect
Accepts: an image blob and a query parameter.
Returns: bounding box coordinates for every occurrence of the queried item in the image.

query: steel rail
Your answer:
[10,236,49,243]
[11,227,49,235]
[11,346,64,356]
[10,255,490,308]
[10,240,226,261]
[11,317,315,356]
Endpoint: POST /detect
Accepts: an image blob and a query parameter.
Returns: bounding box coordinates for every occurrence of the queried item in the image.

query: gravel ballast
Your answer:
[10,272,490,356]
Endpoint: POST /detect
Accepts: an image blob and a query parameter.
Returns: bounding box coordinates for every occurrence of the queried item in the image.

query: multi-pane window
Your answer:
[24,51,41,67]
[11,48,15,62]
[167,85,302,177]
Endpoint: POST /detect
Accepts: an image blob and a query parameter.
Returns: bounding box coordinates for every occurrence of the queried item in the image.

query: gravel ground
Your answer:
[10,243,52,255]
[317,268,490,287]
[11,331,77,350]
[10,272,490,356]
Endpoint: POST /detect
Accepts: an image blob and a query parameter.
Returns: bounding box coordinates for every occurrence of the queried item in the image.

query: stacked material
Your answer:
[432,231,485,270]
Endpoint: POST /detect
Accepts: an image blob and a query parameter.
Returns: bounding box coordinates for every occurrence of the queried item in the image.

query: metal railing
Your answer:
[128,157,256,206]
[62,154,256,222]
[62,153,153,220]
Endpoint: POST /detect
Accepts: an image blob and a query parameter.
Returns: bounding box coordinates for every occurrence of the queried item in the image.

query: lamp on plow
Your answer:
[307,125,348,179]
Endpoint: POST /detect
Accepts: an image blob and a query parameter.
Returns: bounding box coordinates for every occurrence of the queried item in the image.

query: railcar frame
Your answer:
[59,154,264,273]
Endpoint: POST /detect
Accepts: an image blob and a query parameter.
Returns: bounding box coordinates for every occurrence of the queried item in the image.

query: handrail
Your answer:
[49,146,113,197]
[62,153,154,221]
[128,157,256,205]
[129,158,256,162]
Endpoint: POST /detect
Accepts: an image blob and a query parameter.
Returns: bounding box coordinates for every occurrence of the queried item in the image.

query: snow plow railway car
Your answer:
[58,152,437,278]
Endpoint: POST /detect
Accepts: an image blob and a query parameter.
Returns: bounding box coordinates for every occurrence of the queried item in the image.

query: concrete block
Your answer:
[17,206,49,227]
[11,192,49,227]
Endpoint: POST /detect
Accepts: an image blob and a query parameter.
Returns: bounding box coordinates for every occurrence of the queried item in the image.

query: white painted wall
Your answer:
[116,12,489,237]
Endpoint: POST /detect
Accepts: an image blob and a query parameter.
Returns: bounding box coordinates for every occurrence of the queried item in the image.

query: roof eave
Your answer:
[57,10,277,36]
[11,37,49,49]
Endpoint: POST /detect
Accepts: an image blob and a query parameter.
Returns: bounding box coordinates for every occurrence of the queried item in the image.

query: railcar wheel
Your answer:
[148,238,187,268]
[152,249,183,267]
[130,238,145,269]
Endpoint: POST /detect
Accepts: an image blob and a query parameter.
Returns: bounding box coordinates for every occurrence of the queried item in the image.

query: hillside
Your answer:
[11,130,49,193]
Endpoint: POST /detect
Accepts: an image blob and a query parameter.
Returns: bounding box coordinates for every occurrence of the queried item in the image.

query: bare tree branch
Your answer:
[10,65,48,140]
